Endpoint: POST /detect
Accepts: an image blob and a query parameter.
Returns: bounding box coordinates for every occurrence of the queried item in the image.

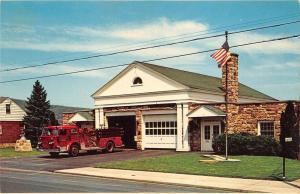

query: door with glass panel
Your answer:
[201,121,221,151]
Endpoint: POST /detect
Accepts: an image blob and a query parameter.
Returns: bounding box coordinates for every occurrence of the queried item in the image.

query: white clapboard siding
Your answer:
[0,99,26,121]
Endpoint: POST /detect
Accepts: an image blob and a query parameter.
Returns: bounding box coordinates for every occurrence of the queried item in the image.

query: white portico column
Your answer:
[99,108,105,127]
[176,103,190,151]
[95,108,100,129]
[182,103,190,151]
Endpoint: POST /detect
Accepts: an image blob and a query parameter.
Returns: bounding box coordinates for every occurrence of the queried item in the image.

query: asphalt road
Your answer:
[0,169,227,193]
[0,149,178,172]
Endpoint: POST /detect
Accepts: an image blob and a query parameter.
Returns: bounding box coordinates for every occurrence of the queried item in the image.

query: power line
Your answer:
[1,20,299,73]
[1,34,299,84]
[4,12,300,67]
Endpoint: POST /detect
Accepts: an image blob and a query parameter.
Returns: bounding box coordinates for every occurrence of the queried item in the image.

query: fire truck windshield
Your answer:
[42,128,59,136]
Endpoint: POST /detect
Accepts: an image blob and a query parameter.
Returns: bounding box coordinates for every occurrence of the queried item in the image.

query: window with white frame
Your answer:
[258,121,274,137]
[145,121,177,136]
[6,104,11,114]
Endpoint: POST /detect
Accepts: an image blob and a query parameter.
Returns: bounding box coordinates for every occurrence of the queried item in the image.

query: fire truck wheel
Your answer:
[49,152,59,157]
[106,141,115,153]
[69,144,79,157]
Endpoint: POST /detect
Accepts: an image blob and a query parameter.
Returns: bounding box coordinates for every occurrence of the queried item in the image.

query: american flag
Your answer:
[211,41,231,68]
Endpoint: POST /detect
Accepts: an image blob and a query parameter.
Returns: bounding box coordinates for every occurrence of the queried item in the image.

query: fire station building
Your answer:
[92,53,300,153]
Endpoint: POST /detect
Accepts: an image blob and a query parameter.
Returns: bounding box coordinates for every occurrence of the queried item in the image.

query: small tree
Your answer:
[49,111,59,126]
[280,101,299,159]
[23,80,58,146]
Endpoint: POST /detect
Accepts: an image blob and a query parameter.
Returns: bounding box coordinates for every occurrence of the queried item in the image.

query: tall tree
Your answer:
[23,80,57,128]
[280,101,299,159]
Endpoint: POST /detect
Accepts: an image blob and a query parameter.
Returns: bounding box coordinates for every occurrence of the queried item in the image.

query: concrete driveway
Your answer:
[0,149,177,172]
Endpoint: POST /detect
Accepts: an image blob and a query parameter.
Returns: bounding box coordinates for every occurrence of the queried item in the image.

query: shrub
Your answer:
[212,133,281,156]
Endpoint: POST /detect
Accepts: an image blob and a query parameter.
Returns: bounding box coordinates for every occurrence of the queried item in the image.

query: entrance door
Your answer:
[201,121,221,151]
[107,116,136,148]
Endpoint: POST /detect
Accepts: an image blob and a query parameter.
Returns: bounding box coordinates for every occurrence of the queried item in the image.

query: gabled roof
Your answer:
[187,105,225,117]
[202,105,226,115]
[76,111,94,121]
[138,61,276,100]
[0,97,8,104]
[0,96,88,122]
[69,111,94,122]
[0,96,26,110]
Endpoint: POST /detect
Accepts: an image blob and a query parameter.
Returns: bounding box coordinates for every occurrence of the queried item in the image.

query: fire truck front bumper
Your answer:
[37,148,60,153]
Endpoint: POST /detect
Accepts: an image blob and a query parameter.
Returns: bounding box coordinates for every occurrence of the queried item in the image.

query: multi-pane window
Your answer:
[213,125,220,137]
[6,104,11,114]
[145,121,177,136]
[259,121,274,137]
[204,126,210,140]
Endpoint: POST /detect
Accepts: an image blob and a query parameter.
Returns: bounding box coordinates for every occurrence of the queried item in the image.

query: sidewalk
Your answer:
[55,167,300,193]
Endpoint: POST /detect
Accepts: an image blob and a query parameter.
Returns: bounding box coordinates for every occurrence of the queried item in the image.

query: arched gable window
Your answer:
[133,77,143,85]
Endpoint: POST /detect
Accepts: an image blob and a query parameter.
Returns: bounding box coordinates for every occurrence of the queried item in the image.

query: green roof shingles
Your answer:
[139,62,276,101]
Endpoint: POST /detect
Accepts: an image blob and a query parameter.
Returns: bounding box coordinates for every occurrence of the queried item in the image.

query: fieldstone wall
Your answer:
[188,119,201,151]
[222,53,239,103]
[104,104,176,150]
[189,101,300,151]
[62,112,75,125]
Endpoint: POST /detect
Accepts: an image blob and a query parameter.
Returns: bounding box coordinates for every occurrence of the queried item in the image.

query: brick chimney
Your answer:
[221,53,239,103]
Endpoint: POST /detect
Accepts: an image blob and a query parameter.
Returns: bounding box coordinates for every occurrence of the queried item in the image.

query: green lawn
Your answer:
[0,148,45,158]
[96,153,300,181]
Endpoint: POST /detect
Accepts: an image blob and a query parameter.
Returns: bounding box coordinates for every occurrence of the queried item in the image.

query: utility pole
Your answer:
[225,31,229,160]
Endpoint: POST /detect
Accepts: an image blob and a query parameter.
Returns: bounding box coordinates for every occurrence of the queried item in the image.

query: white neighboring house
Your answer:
[0,96,86,144]
[0,97,26,144]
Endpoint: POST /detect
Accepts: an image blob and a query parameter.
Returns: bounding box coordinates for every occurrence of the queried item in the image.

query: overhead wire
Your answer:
[3,12,299,67]
[1,34,299,84]
[1,19,299,72]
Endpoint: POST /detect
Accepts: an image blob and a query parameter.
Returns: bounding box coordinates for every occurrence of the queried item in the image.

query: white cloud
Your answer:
[231,33,300,55]
[109,18,208,41]
[251,57,300,70]
[0,41,119,53]
[1,18,299,57]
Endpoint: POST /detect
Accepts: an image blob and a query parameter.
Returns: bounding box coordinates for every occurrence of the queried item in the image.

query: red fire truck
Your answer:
[37,125,124,157]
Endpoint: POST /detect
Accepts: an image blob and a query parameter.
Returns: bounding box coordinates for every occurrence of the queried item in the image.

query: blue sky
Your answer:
[1,1,300,108]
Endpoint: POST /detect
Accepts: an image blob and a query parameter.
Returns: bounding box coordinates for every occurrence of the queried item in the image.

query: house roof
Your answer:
[0,96,88,123]
[76,111,94,121]
[0,97,8,104]
[187,105,226,117]
[202,105,225,115]
[137,61,276,101]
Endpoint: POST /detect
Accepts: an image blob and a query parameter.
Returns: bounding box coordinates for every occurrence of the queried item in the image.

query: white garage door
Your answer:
[143,114,177,149]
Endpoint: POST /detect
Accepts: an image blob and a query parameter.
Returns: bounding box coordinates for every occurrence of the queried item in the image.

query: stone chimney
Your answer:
[221,53,239,103]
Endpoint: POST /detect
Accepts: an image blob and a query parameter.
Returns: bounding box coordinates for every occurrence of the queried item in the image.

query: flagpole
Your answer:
[225,31,229,160]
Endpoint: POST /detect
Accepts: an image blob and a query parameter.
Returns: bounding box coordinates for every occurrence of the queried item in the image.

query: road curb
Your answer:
[54,170,255,193]
[0,167,52,174]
